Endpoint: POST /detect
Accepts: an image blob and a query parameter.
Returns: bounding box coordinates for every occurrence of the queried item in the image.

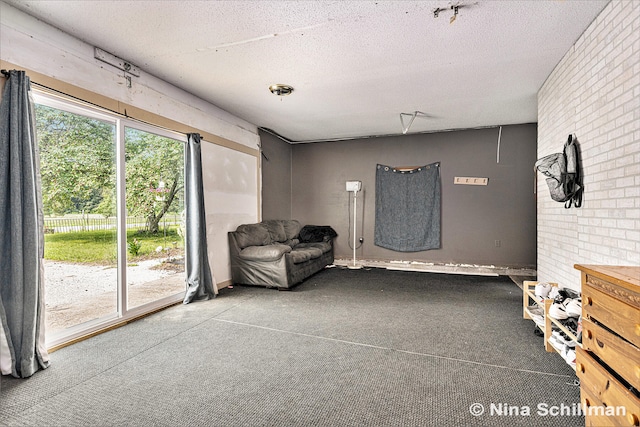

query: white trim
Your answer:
[116,118,127,316]
[45,294,183,349]
[122,118,187,143]
[32,90,117,125]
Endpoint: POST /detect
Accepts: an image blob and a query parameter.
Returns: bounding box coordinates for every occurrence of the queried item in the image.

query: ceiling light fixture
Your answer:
[269,84,294,96]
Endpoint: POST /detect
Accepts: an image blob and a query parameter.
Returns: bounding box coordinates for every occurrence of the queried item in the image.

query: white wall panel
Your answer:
[537,1,640,291]
[201,143,259,285]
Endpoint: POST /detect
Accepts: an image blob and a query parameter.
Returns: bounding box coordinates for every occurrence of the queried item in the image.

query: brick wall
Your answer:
[537,0,639,291]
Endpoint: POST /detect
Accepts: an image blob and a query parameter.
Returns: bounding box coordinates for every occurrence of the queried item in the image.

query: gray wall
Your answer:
[288,124,537,268]
[260,130,292,220]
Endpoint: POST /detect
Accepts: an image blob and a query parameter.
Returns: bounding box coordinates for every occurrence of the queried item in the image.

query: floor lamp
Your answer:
[346,181,362,269]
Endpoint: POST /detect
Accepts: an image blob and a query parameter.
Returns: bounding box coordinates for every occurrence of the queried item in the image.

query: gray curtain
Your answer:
[183,133,216,304]
[374,163,441,252]
[0,70,50,378]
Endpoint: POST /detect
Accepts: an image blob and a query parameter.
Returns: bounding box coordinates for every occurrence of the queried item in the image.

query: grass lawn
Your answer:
[44,228,183,264]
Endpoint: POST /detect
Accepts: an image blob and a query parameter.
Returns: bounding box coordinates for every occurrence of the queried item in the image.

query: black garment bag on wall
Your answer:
[535,134,583,208]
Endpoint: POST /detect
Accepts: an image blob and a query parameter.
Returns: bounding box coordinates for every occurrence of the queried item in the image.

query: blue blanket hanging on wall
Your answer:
[374,163,441,252]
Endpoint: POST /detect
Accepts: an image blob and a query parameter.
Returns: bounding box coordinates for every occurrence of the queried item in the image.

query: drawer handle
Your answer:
[586,330,593,340]
[636,324,640,337]
[628,412,639,426]
[576,362,585,373]
[596,338,604,348]
[586,296,593,306]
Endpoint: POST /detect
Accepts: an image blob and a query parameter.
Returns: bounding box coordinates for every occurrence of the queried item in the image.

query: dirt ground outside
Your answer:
[44,257,185,333]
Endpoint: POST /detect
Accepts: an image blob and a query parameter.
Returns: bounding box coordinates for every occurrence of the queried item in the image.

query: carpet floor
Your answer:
[0,267,581,426]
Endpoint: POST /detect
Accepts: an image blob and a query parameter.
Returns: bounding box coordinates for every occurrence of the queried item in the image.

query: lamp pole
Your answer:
[353,190,357,268]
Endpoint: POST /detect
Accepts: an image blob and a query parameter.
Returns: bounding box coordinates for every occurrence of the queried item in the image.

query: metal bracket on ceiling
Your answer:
[400,111,432,135]
[433,3,468,22]
[94,47,140,76]
[450,6,459,24]
[94,47,139,88]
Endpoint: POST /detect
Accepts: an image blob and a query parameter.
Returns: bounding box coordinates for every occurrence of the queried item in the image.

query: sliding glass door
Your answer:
[34,91,185,347]
[124,126,185,310]
[35,97,119,337]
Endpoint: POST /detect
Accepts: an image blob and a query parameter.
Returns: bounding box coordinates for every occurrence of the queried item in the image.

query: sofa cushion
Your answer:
[294,242,332,254]
[306,247,323,259]
[262,220,286,242]
[283,238,300,248]
[239,244,291,262]
[289,247,323,264]
[282,220,303,240]
[288,249,311,264]
[234,223,271,248]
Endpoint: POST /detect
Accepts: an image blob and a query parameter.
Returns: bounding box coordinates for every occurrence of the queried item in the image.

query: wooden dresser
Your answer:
[574,265,640,427]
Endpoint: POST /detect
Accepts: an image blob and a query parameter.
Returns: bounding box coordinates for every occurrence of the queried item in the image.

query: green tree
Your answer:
[125,128,183,233]
[95,188,116,218]
[35,104,115,216]
[35,105,184,233]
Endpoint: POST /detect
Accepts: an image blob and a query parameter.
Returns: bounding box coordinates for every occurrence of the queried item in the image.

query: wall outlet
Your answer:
[346,181,362,192]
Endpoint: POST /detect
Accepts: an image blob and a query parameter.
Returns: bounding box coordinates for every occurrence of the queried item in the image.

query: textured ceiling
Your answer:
[4,0,608,142]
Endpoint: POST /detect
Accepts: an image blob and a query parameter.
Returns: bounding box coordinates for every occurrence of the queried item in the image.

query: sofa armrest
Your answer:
[228,231,242,258]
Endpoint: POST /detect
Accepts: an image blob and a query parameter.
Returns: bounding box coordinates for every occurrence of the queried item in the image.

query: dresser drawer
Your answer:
[582,317,640,391]
[580,386,640,427]
[582,283,640,349]
[576,346,640,426]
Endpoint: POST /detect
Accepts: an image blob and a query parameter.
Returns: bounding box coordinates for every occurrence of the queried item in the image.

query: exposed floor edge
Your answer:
[507,275,537,289]
[333,258,537,278]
